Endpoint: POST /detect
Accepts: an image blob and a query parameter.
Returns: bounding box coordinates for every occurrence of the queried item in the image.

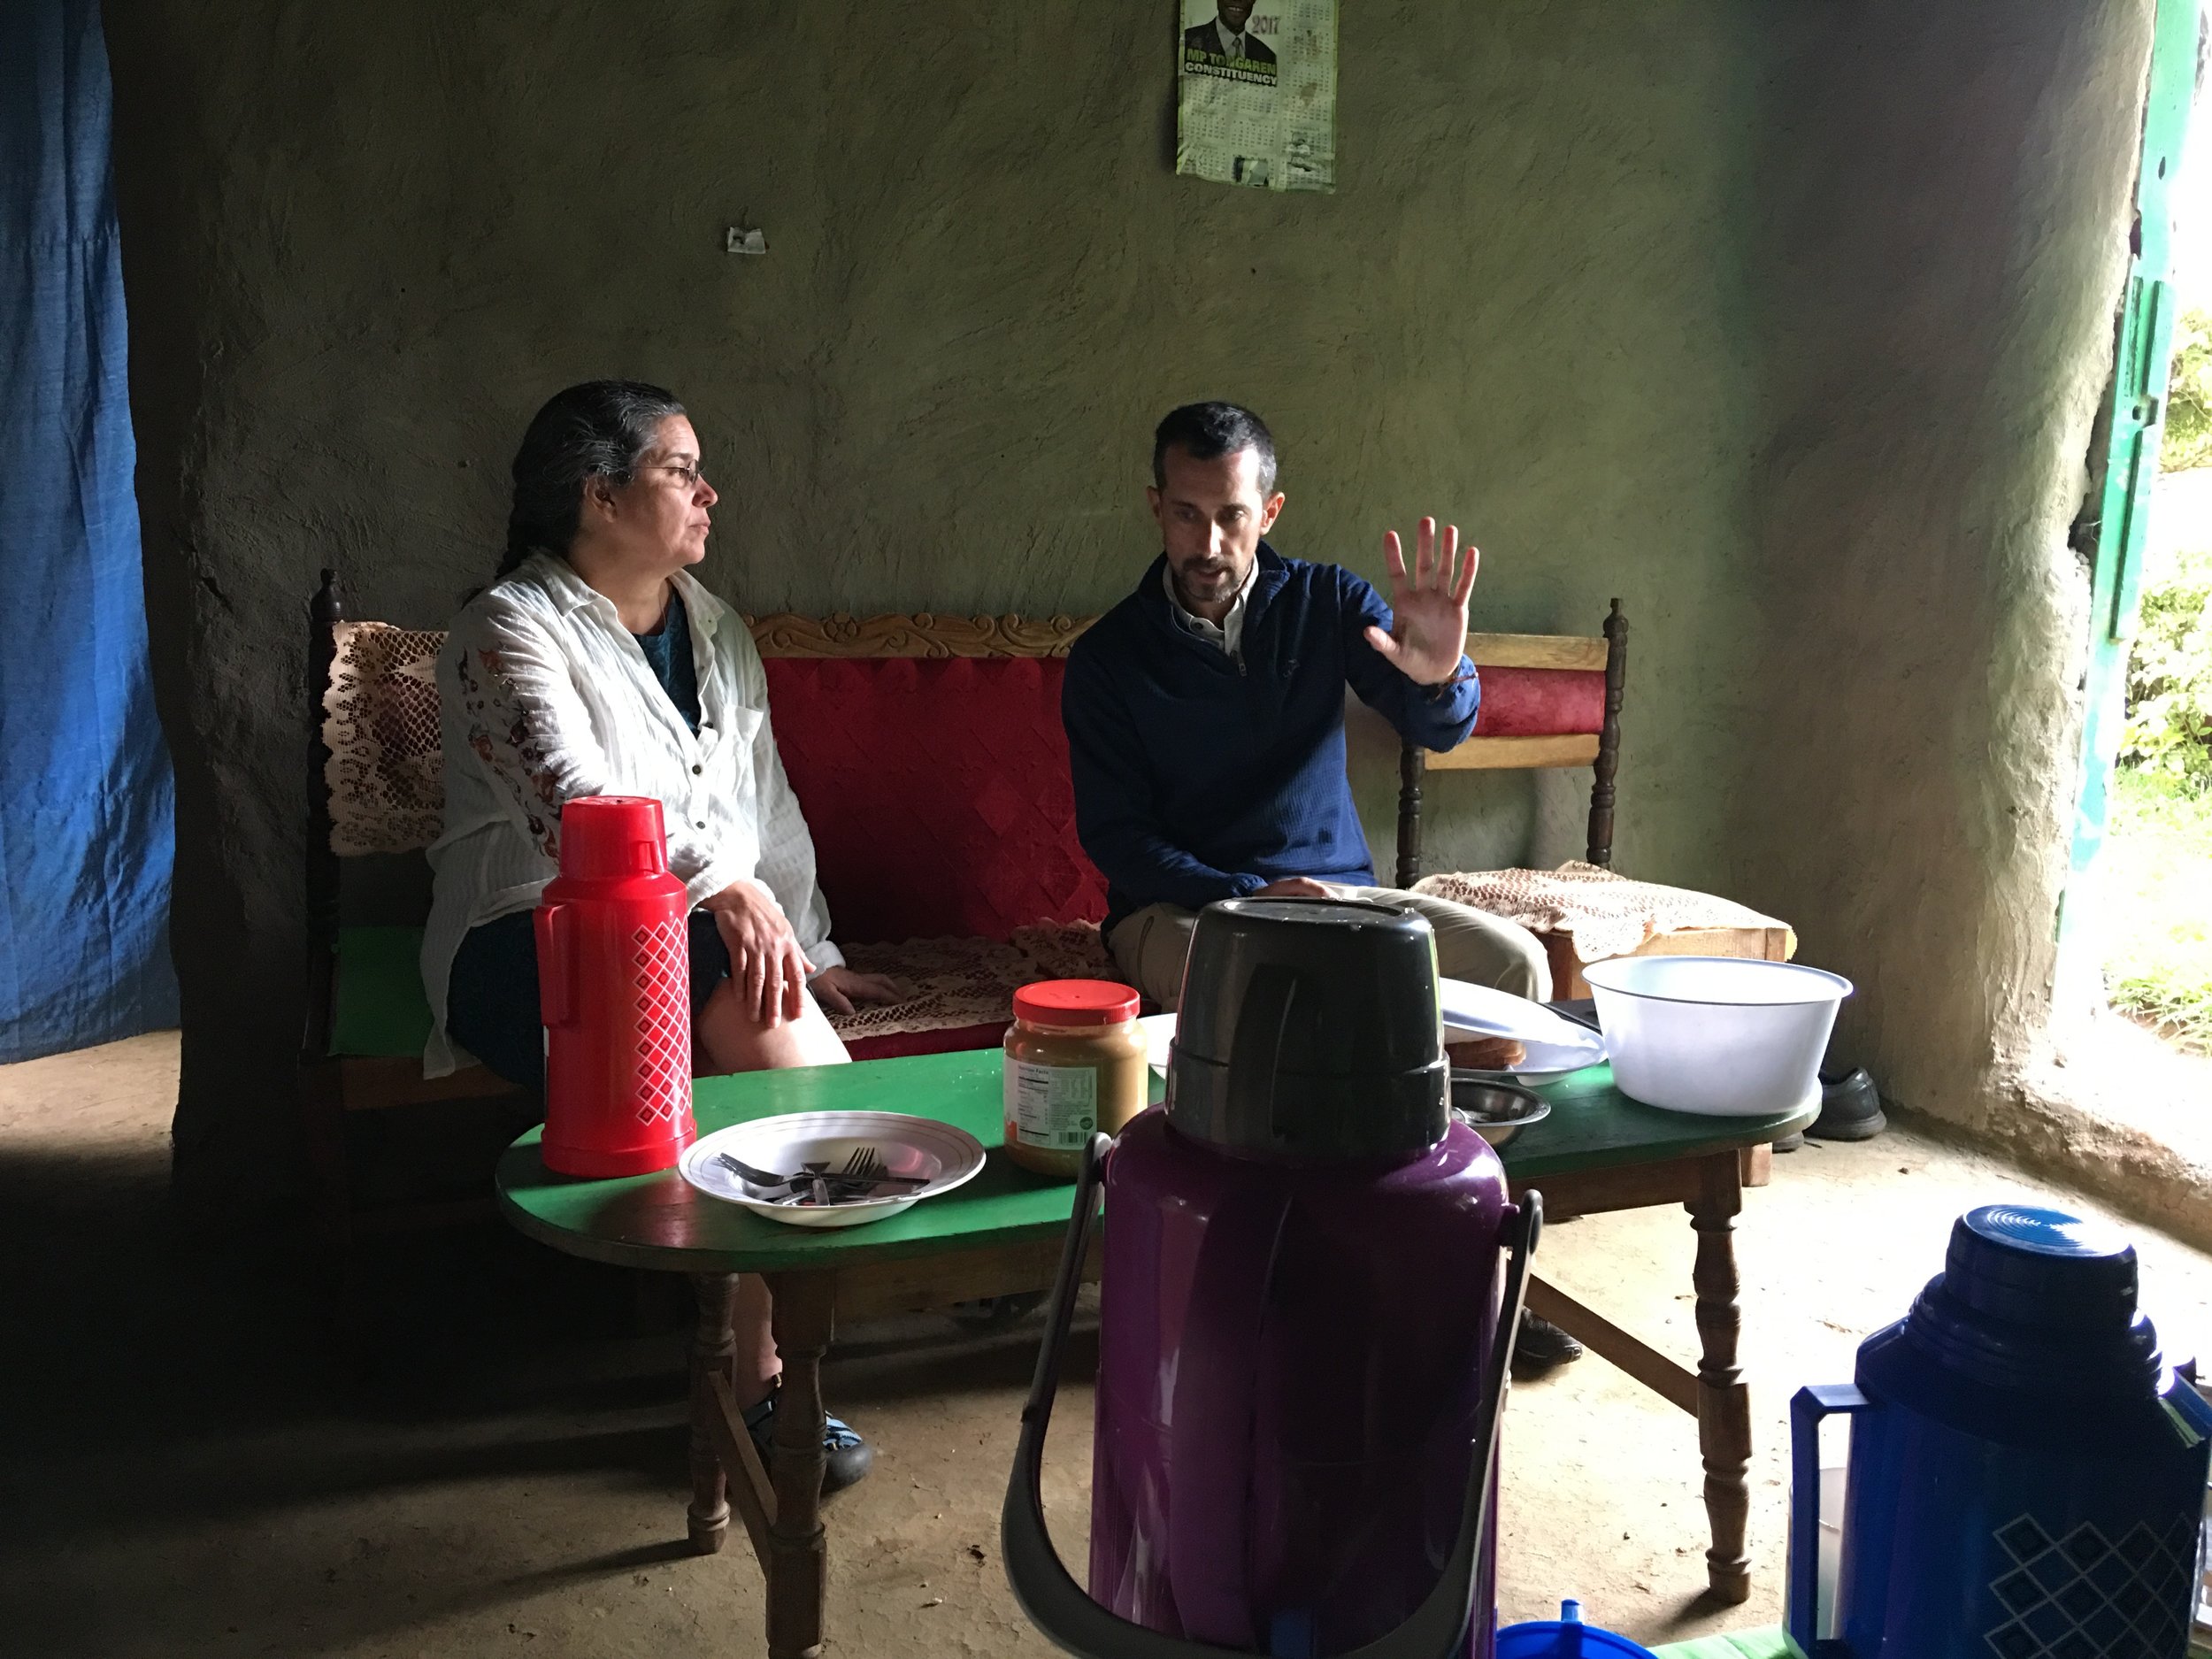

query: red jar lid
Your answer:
[1013,979,1141,1027]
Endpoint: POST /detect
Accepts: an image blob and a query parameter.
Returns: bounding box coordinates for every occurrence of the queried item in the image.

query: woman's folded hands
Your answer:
[702,880,902,1024]
[703,879,813,1025]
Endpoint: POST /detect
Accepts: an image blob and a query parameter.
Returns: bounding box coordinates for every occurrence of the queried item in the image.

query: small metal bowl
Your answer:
[1449,1073,1552,1149]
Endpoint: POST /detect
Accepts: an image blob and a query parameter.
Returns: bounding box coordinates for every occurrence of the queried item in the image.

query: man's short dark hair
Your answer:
[1152,402,1278,495]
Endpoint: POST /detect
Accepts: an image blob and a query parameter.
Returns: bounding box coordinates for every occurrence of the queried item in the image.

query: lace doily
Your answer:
[1413,862,1792,963]
[824,920,1118,1041]
[322,621,448,855]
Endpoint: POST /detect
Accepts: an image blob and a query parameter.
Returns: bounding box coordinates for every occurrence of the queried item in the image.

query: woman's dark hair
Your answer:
[496,380,687,578]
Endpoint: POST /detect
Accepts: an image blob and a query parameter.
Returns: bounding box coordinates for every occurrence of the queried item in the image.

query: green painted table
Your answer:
[496,1050,1816,1659]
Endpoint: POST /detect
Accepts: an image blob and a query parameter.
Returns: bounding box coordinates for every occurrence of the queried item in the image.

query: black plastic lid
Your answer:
[1166,897,1448,1160]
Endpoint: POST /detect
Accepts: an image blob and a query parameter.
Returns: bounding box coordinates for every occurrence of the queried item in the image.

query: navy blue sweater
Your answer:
[1064,545,1480,929]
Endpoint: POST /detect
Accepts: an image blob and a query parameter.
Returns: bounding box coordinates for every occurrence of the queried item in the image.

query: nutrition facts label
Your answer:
[1175,0,1337,194]
[1006,1060,1100,1150]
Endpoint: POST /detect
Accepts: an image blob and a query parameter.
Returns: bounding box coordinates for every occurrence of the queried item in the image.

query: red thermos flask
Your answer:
[534,795,697,1177]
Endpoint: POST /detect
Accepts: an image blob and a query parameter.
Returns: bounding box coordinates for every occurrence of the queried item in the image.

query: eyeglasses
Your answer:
[649,461,708,489]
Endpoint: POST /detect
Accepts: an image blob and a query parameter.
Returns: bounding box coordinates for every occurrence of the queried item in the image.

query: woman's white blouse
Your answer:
[419,551,842,1077]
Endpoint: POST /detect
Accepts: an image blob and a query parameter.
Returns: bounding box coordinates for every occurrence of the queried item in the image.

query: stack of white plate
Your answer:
[1136,983,1606,1087]
[1436,978,1608,1085]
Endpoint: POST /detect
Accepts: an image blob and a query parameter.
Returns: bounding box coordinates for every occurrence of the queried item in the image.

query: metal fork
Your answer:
[839,1147,928,1190]
[718,1152,797,1190]
[718,1148,925,1202]
[718,1153,849,1204]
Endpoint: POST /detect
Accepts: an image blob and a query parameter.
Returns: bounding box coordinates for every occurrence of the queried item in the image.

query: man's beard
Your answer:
[1174,564,1235,609]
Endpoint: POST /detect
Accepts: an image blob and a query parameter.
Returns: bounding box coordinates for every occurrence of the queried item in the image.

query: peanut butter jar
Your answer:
[1002,979,1148,1179]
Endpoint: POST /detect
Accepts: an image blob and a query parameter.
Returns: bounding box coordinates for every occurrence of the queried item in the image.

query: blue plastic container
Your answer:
[1494,1600,1655,1657]
[1788,1204,2212,1659]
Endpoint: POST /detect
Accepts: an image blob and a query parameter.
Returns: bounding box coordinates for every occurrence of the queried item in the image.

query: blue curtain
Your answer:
[0,0,178,1061]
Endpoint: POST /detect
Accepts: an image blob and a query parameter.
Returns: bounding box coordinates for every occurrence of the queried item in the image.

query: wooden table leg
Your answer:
[1689,1151,1753,1603]
[687,1272,740,1555]
[764,1271,835,1659]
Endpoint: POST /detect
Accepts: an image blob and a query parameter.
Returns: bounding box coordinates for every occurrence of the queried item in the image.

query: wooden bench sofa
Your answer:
[302,573,1766,1245]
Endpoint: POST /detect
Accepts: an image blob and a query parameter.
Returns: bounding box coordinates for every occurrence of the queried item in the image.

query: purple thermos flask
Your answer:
[1004,897,1543,1659]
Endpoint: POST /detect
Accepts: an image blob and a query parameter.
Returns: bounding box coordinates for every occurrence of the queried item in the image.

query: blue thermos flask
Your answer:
[1787,1205,2212,1659]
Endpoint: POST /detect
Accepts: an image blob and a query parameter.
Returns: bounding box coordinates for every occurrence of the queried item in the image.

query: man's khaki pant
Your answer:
[1106,887,1553,1011]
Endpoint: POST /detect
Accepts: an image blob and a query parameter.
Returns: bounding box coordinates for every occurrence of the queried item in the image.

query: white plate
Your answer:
[1508,1025,1611,1085]
[1448,1025,1609,1086]
[1138,1012,1178,1076]
[1433,973,1610,1053]
[1438,977,1586,1044]
[679,1111,986,1229]
[1143,1006,1604,1083]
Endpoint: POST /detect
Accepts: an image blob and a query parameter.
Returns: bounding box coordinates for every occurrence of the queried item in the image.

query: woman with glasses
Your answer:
[422,380,896,1489]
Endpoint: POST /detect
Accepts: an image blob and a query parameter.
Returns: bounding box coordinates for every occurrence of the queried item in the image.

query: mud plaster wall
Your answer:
[1730,4,2153,1135]
[103,2,2147,1206]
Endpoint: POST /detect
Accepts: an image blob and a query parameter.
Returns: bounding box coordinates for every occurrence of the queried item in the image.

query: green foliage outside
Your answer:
[2102,770,2212,1049]
[2162,308,2212,473]
[2111,493,2212,1049]
[2119,538,2212,789]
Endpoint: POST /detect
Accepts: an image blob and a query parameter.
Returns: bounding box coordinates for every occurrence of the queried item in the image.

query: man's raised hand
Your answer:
[1363,517,1479,687]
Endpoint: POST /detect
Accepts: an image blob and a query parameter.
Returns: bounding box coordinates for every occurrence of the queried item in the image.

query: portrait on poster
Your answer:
[1175,0,1335,193]
[1181,0,1279,82]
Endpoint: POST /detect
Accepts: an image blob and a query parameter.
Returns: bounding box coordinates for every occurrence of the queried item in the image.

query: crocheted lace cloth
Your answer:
[1413,862,1791,964]
[322,621,448,856]
[824,921,1118,1041]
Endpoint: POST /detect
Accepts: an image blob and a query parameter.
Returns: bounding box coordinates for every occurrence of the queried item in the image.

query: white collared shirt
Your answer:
[418,551,841,1077]
[1164,558,1259,662]
[1213,19,1248,56]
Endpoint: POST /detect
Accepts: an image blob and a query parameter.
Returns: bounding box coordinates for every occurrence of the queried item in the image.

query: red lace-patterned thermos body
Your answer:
[534,795,697,1177]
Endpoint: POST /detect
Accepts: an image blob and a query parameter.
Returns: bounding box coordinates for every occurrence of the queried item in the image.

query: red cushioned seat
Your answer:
[1467,665,1605,737]
[764,656,1107,944]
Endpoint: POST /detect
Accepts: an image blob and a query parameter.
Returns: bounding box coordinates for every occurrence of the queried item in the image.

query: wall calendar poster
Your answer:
[1175,0,1337,193]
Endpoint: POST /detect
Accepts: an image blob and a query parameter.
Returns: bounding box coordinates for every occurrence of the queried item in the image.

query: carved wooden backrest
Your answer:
[1394,601,1627,884]
[744,611,1093,658]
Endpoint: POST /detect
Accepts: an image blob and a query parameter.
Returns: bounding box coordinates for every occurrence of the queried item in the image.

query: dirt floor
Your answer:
[4,1033,2211,1658]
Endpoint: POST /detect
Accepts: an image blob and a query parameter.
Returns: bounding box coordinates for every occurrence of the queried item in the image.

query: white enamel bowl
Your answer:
[679,1111,986,1229]
[1582,955,1852,1118]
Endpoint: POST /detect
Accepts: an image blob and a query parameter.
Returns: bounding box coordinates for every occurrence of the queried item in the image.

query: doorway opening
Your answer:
[2060,0,2212,1107]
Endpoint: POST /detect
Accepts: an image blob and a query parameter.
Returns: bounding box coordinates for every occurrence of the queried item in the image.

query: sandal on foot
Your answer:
[741,1383,874,1494]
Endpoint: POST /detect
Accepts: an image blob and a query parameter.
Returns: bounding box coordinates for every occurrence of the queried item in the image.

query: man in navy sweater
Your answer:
[1064,402,1580,1375]
[1063,402,1553,1014]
